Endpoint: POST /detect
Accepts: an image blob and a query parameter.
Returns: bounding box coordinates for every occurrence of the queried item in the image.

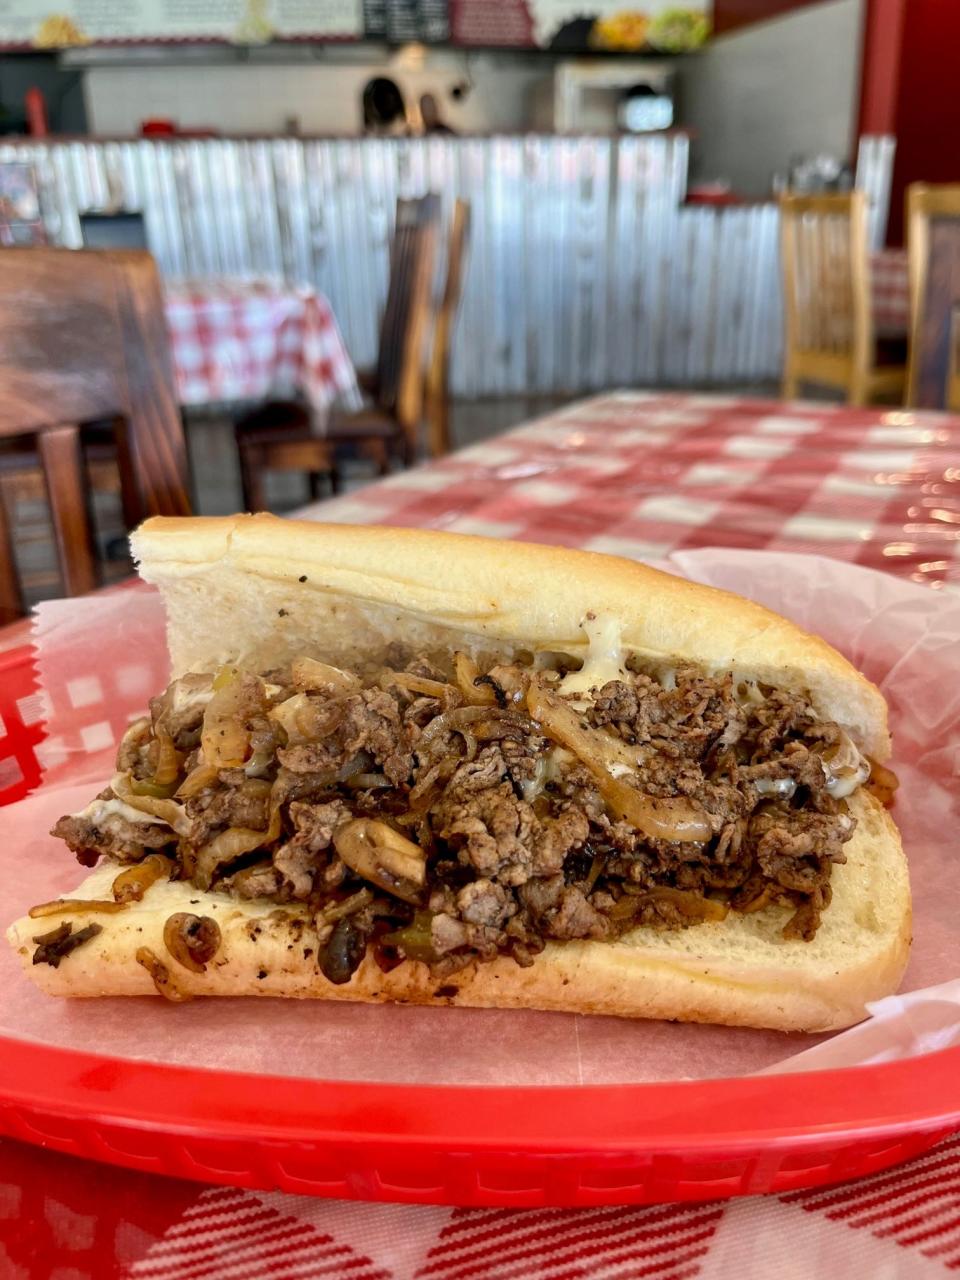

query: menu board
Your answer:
[0,0,706,47]
[450,1,710,50]
[363,0,449,43]
[0,0,363,46]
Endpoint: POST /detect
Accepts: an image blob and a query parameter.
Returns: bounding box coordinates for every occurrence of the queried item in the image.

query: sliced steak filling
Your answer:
[50,653,879,983]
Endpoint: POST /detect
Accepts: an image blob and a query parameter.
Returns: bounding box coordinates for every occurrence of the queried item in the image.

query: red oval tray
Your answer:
[1,1033,958,1206]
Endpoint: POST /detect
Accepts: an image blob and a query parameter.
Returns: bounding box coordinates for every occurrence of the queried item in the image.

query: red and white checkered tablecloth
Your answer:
[164,279,361,414]
[2,393,959,1278]
[871,247,910,338]
[304,392,960,594]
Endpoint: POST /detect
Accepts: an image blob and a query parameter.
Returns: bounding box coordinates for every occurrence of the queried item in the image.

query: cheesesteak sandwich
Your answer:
[8,515,910,1031]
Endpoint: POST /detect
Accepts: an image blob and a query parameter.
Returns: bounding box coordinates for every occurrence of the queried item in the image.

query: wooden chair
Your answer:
[0,248,190,623]
[906,185,960,410]
[780,192,906,406]
[235,194,440,511]
[949,306,960,413]
[425,199,470,457]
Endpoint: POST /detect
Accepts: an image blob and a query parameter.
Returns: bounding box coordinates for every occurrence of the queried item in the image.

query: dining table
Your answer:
[163,278,361,414]
[0,391,958,1280]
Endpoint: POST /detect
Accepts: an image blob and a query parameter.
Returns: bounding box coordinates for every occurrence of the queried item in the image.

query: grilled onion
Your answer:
[201,667,264,768]
[192,792,282,890]
[865,757,899,807]
[29,898,128,918]
[642,887,728,922]
[381,670,456,699]
[176,762,220,798]
[136,946,192,1002]
[112,853,173,903]
[417,705,530,757]
[291,657,360,695]
[526,681,711,844]
[269,691,343,745]
[113,772,193,835]
[454,652,495,705]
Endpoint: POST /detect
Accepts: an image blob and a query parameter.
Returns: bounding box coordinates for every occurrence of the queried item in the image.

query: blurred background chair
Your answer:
[906,184,960,410]
[426,198,470,457]
[949,306,960,413]
[780,192,906,406]
[235,193,440,511]
[0,247,190,622]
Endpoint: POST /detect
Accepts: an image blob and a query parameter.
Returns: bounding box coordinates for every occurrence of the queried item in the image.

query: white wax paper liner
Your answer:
[0,549,954,1085]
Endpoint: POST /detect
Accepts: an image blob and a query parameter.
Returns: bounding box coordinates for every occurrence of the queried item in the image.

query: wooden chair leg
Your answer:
[0,481,23,624]
[38,424,98,597]
[428,392,451,457]
[848,372,869,407]
[309,471,326,501]
[361,439,392,477]
[781,366,800,400]
[237,440,267,512]
[111,418,144,530]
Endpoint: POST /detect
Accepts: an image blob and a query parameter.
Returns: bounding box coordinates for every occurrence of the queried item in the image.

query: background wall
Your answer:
[82,50,550,137]
[712,0,831,34]
[679,0,863,195]
[857,0,960,244]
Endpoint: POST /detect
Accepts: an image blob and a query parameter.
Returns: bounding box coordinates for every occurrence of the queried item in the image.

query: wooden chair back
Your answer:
[375,193,440,436]
[906,184,960,409]
[949,306,960,413]
[0,248,189,622]
[426,199,470,456]
[780,192,871,367]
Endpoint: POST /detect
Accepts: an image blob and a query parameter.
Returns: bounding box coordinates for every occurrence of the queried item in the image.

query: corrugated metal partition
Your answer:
[0,134,890,395]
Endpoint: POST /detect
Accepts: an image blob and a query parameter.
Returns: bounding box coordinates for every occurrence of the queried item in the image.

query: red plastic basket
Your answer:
[0,644,44,806]
[1,1036,958,1206]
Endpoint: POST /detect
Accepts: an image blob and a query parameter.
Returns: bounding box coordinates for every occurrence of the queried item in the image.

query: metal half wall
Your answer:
[0,133,893,396]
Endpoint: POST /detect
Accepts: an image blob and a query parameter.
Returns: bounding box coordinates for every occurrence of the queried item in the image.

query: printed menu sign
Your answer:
[0,0,363,46]
[450,1,710,50]
[0,0,704,47]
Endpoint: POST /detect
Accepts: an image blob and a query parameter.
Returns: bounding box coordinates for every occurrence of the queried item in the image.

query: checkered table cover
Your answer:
[871,248,910,338]
[2,393,959,1279]
[164,279,361,413]
[302,392,960,594]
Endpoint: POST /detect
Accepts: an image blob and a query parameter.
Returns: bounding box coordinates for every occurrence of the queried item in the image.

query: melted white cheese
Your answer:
[557,614,627,706]
[170,677,214,713]
[520,747,574,802]
[824,754,870,798]
[752,777,797,799]
[72,796,168,826]
[734,679,765,708]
